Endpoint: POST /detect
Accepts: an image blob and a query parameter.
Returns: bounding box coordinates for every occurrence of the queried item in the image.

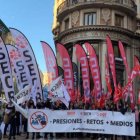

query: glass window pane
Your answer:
[84,12,96,25]
[84,14,88,25]
[115,14,124,27]
[88,14,93,25]
[93,14,96,25]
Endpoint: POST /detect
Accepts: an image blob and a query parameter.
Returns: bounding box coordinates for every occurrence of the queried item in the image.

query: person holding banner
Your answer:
[36,98,44,139]
[3,102,9,138]
[26,99,36,140]
[7,100,16,140]
[15,110,21,136]
[21,102,28,134]
[3,100,15,139]
[44,99,53,139]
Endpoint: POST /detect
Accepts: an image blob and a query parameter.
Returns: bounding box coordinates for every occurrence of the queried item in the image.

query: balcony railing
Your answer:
[57,0,137,15]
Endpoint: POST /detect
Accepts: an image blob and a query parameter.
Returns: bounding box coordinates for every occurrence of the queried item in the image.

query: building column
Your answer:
[100,41,107,92]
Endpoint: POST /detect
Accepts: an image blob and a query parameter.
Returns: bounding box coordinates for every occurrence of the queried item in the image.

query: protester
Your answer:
[15,110,21,135]
[3,100,16,139]
[0,102,4,140]
[0,85,137,140]
[26,99,35,140]
[21,102,28,134]
[44,99,53,139]
[8,100,16,140]
[36,98,43,139]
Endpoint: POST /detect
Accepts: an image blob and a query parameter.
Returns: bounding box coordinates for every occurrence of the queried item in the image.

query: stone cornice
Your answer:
[58,25,140,40]
[55,25,140,45]
[57,0,137,20]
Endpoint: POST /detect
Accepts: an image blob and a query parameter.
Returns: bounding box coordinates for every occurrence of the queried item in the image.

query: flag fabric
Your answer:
[105,55,112,96]
[41,41,58,81]
[130,65,140,79]
[7,44,31,90]
[74,44,91,103]
[59,83,71,108]
[138,90,140,105]
[118,41,129,74]
[114,83,122,103]
[48,76,64,98]
[62,83,71,103]
[118,41,134,107]
[10,28,43,99]
[12,100,28,118]
[123,65,140,94]
[15,85,31,104]
[56,43,75,101]
[48,76,70,108]
[29,81,37,106]
[72,47,81,101]
[96,89,105,109]
[106,35,117,103]
[134,55,140,66]
[84,42,102,100]
[0,37,15,102]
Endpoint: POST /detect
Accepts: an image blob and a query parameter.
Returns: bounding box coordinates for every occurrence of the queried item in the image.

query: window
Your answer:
[113,44,121,58]
[115,14,124,27]
[84,12,96,25]
[137,21,140,30]
[72,0,78,4]
[64,18,69,30]
[85,0,96,2]
[116,0,123,4]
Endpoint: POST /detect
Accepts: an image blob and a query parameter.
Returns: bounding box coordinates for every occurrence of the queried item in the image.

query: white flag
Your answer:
[12,100,28,118]
[15,85,31,104]
[7,44,31,91]
[48,77,70,108]
[0,37,15,101]
[10,28,43,99]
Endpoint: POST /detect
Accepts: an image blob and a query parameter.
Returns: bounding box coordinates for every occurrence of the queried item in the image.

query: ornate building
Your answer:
[53,0,140,95]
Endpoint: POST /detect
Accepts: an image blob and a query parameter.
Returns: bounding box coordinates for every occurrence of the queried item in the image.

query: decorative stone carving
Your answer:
[60,30,134,45]
[71,11,79,27]
[101,8,110,24]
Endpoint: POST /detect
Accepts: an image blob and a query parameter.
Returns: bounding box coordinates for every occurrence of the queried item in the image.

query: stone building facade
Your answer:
[52,0,140,96]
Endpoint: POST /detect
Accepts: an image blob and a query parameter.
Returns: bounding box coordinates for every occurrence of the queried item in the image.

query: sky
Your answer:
[0,0,55,72]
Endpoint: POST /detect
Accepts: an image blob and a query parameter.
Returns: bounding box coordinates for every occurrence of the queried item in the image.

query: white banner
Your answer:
[28,109,135,136]
[10,28,43,99]
[15,85,31,104]
[0,37,15,101]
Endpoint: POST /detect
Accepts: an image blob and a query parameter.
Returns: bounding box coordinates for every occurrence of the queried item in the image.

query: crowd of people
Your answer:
[0,97,140,140]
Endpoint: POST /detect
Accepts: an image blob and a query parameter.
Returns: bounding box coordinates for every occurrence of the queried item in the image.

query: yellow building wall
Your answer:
[52,0,65,30]
[42,72,52,86]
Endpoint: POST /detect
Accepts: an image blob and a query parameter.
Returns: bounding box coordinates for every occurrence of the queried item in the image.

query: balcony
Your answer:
[57,0,137,17]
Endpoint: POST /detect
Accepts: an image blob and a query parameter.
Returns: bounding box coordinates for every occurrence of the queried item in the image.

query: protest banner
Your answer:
[28,109,135,136]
